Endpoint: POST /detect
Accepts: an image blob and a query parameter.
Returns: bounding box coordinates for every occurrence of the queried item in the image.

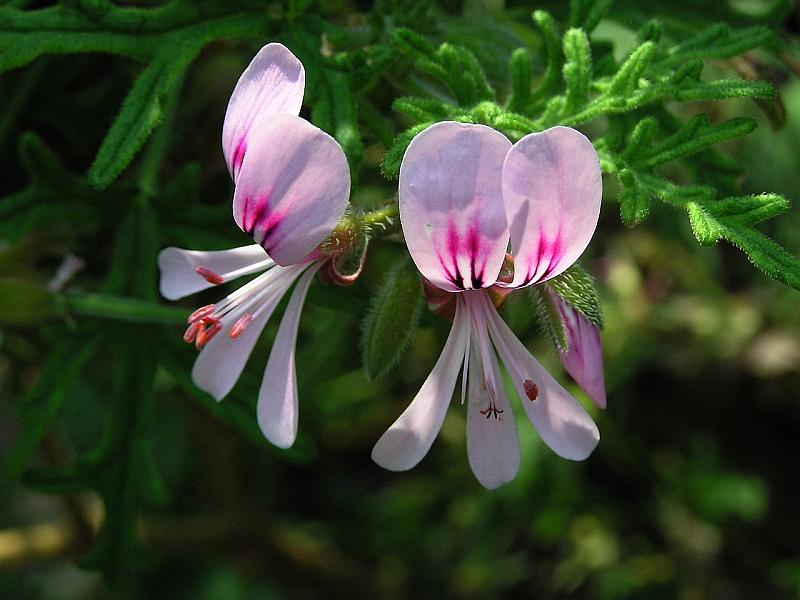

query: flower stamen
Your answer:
[195,319,222,349]
[196,266,225,285]
[230,313,253,339]
[479,402,504,419]
[188,304,216,324]
[183,322,200,343]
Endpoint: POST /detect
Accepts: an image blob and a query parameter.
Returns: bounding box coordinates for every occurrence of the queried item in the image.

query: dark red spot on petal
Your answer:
[524,379,538,401]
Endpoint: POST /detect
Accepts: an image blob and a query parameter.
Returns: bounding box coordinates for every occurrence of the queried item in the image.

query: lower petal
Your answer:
[158,244,270,300]
[191,270,299,401]
[371,300,468,471]
[466,341,520,489]
[482,297,599,460]
[257,262,321,448]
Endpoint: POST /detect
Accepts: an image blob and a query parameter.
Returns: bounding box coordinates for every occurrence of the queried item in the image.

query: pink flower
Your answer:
[158,43,350,448]
[371,122,603,489]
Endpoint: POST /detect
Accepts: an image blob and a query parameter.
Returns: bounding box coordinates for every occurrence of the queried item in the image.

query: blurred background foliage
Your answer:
[1,0,800,598]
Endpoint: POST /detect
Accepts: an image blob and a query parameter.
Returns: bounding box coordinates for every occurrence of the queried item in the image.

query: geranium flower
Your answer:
[371,122,603,489]
[158,43,350,448]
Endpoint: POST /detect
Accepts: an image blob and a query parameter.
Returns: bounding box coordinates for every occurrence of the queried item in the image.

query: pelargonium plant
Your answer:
[2,0,799,594]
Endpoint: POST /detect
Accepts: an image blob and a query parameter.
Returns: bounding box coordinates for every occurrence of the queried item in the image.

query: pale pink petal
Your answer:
[553,292,606,408]
[502,126,602,287]
[399,122,512,292]
[233,114,350,266]
[257,262,321,448]
[158,244,272,300]
[480,295,599,460]
[371,300,469,471]
[222,43,305,180]
[466,338,520,489]
[190,268,301,401]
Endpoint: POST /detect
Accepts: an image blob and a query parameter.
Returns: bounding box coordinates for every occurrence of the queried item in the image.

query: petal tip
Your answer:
[371,429,419,472]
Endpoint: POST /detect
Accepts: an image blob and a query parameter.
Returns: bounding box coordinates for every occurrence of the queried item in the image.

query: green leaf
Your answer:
[507,48,533,112]
[581,0,614,34]
[544,263,604,328]
[673,79,775,102]
[529,10,561,106]
[391,27,437,64]
[687,201,722,245]
[88,40,201,188]
[393,96,456,123]
[438,43,494,104]
[658,24,774,68]
[381,122,432,180]
[65,292,187,324]
[636,117,757,170]
[607,41,656,96]
[707,193,790,225]
[5,334,104,479]
[720,223,800,290]
[622,117,659,160]
[362,258,424,381]
[562,28,592,114]
[619,177,651,227]
[569,0,613,33]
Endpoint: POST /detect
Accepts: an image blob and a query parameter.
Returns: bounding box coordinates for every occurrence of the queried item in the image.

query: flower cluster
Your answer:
[158,44,606,488]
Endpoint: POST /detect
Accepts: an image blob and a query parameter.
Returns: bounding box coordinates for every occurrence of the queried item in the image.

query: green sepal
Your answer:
[531,285,569,352]
[361,258,424,381]
[544,263,604,328]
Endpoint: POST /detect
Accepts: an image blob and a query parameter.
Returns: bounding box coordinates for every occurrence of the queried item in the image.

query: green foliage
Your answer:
[1,0,276,188]
[88,43,200,188]
[506,48,533,113]
[361,258,423,381]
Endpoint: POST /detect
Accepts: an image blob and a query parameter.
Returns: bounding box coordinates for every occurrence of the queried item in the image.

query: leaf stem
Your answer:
[65,292,187,324]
